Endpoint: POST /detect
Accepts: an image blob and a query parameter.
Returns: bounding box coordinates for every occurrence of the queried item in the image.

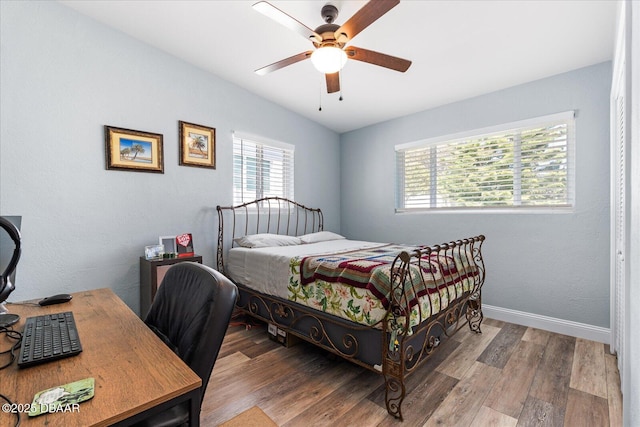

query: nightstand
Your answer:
[139,255,202,318]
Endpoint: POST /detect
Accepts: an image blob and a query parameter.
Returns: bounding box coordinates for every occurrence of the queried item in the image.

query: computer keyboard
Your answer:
[18,311,82,368]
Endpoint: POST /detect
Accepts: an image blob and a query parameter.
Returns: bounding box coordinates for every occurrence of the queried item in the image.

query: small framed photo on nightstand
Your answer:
[159,236,177,255]
[176,233,194,258]
[144,244,164,260]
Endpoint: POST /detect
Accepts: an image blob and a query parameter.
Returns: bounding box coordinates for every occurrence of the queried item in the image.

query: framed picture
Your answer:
[105,126,164,173]
[179,121,216,169]
[159,236,177,254]
[144,244,164,260]
[176,233,194,258]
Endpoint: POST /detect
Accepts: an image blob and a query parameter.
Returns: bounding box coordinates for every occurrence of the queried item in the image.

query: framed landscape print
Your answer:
[179,121,216,169]
[105,126,164,173]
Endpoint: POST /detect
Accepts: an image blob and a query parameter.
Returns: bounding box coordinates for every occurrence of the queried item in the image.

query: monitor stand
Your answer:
[0,313,19,328]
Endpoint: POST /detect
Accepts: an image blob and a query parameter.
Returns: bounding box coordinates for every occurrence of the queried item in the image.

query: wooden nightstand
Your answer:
[139,255,202,318]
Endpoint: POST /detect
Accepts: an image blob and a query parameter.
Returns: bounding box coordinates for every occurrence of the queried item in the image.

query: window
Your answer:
[233,133,294,205]
[395,111,575,211]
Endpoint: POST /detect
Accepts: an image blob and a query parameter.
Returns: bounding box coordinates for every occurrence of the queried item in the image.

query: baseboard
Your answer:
[483,304,610,344]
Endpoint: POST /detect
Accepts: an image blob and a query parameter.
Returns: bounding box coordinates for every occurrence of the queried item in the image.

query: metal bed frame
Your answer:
[216,197,485,420]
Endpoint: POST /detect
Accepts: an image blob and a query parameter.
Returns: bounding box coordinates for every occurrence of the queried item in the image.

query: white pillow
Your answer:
[234,233,302,248]
[298,231,346,244]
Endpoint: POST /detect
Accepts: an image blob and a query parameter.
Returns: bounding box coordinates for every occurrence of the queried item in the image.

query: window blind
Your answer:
[233,133,294,205]
[396,112,575,210]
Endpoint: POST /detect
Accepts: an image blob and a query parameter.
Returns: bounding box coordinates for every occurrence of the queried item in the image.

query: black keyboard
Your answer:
[18,311,82,368]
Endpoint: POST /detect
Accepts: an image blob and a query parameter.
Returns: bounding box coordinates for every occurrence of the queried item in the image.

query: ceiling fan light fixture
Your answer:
[310,46,347,74]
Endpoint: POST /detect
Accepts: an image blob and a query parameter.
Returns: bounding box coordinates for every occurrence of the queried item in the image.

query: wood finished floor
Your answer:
[202,316,623,427]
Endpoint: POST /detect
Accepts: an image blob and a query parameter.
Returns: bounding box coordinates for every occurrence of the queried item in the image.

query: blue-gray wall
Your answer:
[340,62,611,328]
[0,1,341,313]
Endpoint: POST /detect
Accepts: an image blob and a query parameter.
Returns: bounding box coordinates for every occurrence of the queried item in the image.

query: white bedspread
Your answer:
[226,240,383,298]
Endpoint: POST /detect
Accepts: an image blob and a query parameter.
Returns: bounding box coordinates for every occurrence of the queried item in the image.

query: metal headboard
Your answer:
[216,197,323,274]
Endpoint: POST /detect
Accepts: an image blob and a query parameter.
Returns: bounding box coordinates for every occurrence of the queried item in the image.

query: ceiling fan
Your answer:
[253,0,412,94]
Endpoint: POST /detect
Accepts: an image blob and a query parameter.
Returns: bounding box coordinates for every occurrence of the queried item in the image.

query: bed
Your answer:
[216,197,486,420]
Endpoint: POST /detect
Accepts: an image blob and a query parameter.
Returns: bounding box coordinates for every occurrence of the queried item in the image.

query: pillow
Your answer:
[298,231,346,244]
[234,233,302,248]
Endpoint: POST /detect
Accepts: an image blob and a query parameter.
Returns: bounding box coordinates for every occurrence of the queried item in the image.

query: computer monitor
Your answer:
[0,215,22,327]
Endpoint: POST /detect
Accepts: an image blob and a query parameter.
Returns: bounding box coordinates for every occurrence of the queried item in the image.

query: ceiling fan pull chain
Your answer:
[319,74,323,111]
[339,69,344,101]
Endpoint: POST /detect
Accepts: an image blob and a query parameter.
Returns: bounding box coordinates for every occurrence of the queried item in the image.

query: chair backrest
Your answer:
[144,262,238,401]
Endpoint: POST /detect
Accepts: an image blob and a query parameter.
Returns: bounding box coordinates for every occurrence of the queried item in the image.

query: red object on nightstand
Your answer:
[176,233,194,258]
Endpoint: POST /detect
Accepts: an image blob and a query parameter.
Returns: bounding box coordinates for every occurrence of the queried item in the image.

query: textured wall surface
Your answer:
[340,62,612,328]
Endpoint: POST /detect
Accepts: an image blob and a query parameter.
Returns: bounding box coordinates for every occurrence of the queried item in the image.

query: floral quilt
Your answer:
[287,244,478,328]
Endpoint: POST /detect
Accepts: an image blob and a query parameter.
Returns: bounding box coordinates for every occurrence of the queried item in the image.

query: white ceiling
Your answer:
[58,0,617,133]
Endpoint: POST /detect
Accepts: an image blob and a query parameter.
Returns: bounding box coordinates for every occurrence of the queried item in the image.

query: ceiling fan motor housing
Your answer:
[314,4,342,48]
[313,23,342,48]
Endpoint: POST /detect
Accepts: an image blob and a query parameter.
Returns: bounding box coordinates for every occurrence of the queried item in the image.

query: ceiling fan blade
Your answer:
[334,0,400,43]
[255,51,313,76]
[253,1,322,43]
[345,46,411,72]
[326,72,340,93]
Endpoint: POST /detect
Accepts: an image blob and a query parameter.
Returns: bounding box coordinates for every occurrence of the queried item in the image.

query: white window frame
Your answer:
[232,132,295,205]
[395,111,576,213]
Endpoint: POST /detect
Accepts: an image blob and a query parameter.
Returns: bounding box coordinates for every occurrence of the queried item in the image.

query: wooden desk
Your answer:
[0,288,201,426]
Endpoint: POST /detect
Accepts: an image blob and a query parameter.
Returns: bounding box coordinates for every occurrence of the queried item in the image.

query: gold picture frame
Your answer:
[179,121,216,169]
[105,126,164,173]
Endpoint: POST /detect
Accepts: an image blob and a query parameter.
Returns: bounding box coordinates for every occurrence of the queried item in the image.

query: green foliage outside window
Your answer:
[397,117,572,210]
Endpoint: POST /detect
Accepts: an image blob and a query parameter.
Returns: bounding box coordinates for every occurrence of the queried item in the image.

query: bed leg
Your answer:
[383,359,405,420]
[466,293,483,334]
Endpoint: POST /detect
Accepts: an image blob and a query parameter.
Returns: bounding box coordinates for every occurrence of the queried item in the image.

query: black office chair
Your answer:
[134,262,238,427]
